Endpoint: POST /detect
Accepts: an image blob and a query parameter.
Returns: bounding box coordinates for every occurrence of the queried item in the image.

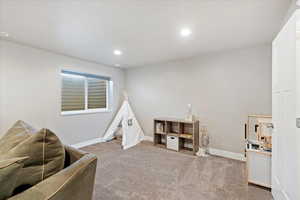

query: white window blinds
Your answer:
[88,78,107,109]
[61,70,110,113]
[62,75,85,111]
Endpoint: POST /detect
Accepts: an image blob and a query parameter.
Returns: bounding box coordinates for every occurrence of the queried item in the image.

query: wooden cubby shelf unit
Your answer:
[154,118,199,155]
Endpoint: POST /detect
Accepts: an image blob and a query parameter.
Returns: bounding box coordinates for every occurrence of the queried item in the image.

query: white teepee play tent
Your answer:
[103,93,144,150]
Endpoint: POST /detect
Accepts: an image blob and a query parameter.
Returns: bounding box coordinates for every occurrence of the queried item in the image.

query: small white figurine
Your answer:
[186,104,194,121]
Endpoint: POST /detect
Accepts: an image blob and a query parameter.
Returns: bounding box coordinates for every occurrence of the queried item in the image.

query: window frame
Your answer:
[61,70,112,116]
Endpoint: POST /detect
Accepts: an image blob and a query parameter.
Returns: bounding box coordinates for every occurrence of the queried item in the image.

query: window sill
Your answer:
[61,109,111,116]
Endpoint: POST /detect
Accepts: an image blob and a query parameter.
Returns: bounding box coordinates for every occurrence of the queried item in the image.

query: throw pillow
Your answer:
[0,128,65,187]
[0,120,37,154]
[0,121,65,189]
[0,157,28,200]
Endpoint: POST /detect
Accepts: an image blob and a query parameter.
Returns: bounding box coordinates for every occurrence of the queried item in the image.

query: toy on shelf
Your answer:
[185,104,195,122]
[246,115,272,151]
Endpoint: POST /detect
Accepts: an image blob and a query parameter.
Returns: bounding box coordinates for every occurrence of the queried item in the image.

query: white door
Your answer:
[272,11,300,200]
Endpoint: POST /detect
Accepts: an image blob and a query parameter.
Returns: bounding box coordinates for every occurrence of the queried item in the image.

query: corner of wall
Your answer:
[0,40,4,135]
[283,0,299,26]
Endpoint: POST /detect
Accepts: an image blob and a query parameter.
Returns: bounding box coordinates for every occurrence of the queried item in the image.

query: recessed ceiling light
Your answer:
[180,28,192,37]
[114,50,122,55]
[0,32,9,37]
[115,64,121,67]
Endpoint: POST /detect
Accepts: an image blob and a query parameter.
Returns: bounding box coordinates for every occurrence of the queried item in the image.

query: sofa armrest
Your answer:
[9,148,97,200]
[64,145,89,165]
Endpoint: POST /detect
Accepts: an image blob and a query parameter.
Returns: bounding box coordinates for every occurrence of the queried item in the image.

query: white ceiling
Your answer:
[0,0,291,68]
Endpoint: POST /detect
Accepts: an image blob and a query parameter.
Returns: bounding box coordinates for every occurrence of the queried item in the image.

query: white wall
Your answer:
[0,40,272,153]
[283,0,299,25]
[0,40,125,145]
[125,45,272,154]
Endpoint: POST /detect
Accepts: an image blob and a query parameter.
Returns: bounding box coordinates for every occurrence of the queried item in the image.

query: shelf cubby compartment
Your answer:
[166,121,180,134]
[183,123,193,134]
[154,120,166,134]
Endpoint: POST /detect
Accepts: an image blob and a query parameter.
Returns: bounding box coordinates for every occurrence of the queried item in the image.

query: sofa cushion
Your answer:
[0,157,28,200]
[0,120,37,154]
[0,122,65,189]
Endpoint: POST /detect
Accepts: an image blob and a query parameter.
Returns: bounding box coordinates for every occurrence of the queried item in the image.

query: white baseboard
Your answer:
[209,148,246,162]
[143,136,245,161]
[71,137,105,149]
[143,135,154,142]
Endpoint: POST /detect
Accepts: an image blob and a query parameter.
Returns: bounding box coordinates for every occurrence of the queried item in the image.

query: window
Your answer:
[61,70,111,115]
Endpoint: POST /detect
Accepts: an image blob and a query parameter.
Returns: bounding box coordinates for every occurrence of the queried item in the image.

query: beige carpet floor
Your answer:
[82,140,272,200]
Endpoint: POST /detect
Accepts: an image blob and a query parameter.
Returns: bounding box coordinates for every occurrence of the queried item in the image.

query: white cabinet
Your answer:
[247,150,272,188]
